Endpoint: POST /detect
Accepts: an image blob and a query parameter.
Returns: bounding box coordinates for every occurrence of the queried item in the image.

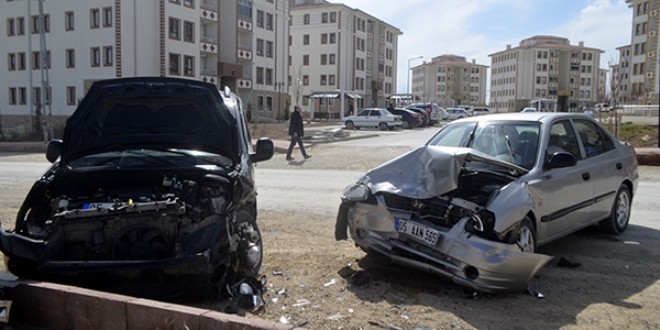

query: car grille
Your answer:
[380,193,454,229]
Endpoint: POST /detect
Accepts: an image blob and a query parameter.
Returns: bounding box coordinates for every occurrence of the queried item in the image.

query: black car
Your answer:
[0,77,274,298]
[405,107,430,127]
[387,108,422,129]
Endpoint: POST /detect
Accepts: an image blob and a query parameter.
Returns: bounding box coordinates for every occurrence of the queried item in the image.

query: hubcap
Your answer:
[517,226,535,253]
[616,191,630,227]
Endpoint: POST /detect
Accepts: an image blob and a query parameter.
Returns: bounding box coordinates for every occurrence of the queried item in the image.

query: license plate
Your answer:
[395,219,439,245]
[83,203,115,210]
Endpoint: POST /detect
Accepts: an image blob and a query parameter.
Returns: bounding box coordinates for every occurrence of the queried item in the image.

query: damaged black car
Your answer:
[0,77,274,298]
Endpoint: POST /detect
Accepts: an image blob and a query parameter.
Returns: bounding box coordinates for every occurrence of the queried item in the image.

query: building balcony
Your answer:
[550,57,558,62]
[366,69,372,76]
[200,1,217,11]
[200,68,217,76]
[378,54,384,62]
[200,35,216,44]
[549,70,558,75]
[569,84,579,89]
[366,51,372,58]
[238,78,252,89]
[238,19,252,31]
[200,5,217,23]
[570,71,579,76]
[200,42,217,55]
[367,32,373,39]
[379,35,385,43]
[237,49,252,60]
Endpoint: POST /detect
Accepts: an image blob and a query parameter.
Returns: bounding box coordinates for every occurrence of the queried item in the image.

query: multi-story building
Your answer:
[410,54,488,109]
[615,45,632,103]
[0,0,289,137]
[489,36,603,112]
[289,0,401,118]
[621,0,658,104]
[597,68,608,102]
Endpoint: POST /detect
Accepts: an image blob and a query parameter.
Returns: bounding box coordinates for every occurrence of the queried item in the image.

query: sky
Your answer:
[337,0,633,94]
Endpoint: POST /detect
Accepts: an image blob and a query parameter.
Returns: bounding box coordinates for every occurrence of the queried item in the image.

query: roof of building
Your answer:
[412,54,489,69]
[290,0,401,33]
[488,35,604,56]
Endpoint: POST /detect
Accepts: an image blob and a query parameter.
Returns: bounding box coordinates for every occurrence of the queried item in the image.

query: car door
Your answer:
[573,119,621,220]
[354,109,370,127]
[528,119,594,243]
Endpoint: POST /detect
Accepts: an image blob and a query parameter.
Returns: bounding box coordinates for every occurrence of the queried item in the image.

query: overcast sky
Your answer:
[337,0,632,94]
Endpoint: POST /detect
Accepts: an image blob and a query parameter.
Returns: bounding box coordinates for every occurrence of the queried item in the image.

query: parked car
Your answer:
[408,103,441,125]
[521,107,537,113]
[0,77,275,298]
[343,109,402,130]
[594,103,611,112]
[446,108,470,120]
[439,108,449,120]
[388,108,423,129]
[405,107,430,127]
[471,107,491,116]
[336,112,638,293]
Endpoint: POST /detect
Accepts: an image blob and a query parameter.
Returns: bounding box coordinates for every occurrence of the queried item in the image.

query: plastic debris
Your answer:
[275,289,287,296]
[392,304,406,310]
[348,308,354,313]
[557,256,582,268]
[279,316,291,324]
[402,315,409,320]
[271,297,279,304]
[272,270,283,276]
[328,313,343,320]
[227,276,266,310]
[294,320,310,327]
[293,299,311,307]
[324,278,339,286]
[527,287,545,298]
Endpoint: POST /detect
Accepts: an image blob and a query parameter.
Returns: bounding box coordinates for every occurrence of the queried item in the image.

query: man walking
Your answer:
[286,105,311,161]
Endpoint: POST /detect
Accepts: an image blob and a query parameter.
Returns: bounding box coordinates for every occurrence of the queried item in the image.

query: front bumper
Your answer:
[339,201,552,293]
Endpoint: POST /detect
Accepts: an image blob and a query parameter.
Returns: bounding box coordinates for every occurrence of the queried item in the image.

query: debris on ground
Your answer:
[557,256,582,268]
[527,288,545,298]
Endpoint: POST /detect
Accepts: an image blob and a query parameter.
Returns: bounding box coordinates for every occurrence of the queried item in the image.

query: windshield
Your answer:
[427,121,541,170]
[68,149,234,169]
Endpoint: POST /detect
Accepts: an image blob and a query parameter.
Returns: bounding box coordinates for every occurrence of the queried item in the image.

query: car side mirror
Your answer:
[45,139,63,163]
[544,152,577,170]
[250,138,274,163]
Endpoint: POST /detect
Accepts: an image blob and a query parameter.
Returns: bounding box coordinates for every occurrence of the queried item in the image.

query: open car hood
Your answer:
[60,77,239,164]
[359,145,529,198]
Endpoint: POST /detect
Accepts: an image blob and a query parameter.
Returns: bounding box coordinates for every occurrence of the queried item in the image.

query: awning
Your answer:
[309,92,340,99]
[345,92,363,99]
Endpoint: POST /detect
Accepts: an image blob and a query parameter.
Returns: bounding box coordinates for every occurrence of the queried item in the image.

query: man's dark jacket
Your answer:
[288,110,304,136]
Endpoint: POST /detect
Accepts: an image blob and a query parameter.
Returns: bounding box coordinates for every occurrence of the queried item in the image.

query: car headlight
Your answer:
[341,183,373,202]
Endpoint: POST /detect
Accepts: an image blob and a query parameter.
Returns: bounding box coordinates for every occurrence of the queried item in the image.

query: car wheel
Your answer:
[235,210,263,277]
[345,121,355,130]
[402,121,410,129]
[599,185,631,234]
[379,122,388,131]
[507,217,536,253]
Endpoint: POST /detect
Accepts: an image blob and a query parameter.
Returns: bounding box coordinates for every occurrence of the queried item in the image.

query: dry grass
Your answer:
[616,122,658,148]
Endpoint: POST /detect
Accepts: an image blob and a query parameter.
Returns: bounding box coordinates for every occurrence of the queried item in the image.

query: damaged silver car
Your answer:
[336,113,638,292]
[0,77,274,298]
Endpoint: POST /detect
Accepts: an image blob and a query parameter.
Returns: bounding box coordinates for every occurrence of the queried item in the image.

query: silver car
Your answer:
[343,108,402,130]
[335,113,638,292]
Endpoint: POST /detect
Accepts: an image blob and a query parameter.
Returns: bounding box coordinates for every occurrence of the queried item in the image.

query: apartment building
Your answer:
[489,36,603,112]
[615,45,632,103]
[619,0,659,105]
[1,0,289,137]
[289,0,401,118]
[410,55,488,108]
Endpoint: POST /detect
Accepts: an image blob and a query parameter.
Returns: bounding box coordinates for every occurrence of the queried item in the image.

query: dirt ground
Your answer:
[1,148,660,330]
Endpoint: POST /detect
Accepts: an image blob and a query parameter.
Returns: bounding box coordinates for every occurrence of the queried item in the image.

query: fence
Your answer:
[616,105,659,117]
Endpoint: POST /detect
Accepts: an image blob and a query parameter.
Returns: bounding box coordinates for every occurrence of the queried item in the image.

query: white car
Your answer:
[471,107,491,116]
[446,108,470,120]
[343,109,402,130]
[521,107,537,113]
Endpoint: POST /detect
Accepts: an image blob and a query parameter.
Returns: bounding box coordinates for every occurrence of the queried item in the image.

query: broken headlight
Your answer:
[464,210,496,239]
[341,184,376,204]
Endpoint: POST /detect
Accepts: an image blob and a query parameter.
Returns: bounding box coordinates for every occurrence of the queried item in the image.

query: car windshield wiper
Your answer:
[462,123,479,147]
[501,126,516,164]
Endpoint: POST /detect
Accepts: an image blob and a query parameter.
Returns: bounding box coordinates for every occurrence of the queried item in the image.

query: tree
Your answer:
[607,57,624,137]
[291,65,304,107]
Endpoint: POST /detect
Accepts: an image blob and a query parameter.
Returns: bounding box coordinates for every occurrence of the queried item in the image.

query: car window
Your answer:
[547,120,580,160]
[357,110,369,116]
[573,120,615,158]
[427,122,476,147]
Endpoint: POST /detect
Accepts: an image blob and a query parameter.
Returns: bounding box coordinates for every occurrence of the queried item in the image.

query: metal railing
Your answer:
[200,2,217,11]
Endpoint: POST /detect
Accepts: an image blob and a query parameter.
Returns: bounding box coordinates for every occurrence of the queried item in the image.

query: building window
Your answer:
[8,53,16,71]
[66,49,75,68]
[32,51,40,69]
[256,10,264,28]
[265,68,273,85]
[303,75,309,85]
[17,17,24,35]
[9,88,17,105]
[256,67,264,84]
[330,33,336,44]
[303,34,309,45]
[91,47,100,67]
[266,41,273,58]
[18,87,26,105]
[7,18,15,36]
[169,53,180,75]
[266,13,273,30]
[321,33,327,44]
[303,55,309,65]
[184,55,194,76]
[103,46,112,66]
[169,18,180,39]
[266,96,273,111]
[320,54,327,65]
[67,86,76,105]
[31,14,50,33]
[184,21,194,42]
[65,11,74,31]
[256,39,264,56]
[303,14,310,24]
[18,52,25,70]
[257,95,264,110]
[184,0,193,8]
[329,75,335,86]
[320,74,327,85]
[330,12,337,23]
[329,54,335,65]
[33,87,41,105]
[103,7,112,27]
[322,12,328,23]
[90,9,99,28]
[170,0,180,3]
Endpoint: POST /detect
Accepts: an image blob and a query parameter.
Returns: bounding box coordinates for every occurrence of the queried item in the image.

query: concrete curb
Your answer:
[3,279,305,330]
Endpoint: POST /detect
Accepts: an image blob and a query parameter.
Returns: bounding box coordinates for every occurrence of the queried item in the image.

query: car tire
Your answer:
[402,121,410,129]
[345,121,355,130]
[599,184,631,234]
[235,210,263,277]
[379,122,388,131]
[506,217,536,253]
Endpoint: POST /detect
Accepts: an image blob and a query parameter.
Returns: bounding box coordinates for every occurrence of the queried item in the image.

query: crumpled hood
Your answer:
[359,145,528,198]
[60,77,238,164]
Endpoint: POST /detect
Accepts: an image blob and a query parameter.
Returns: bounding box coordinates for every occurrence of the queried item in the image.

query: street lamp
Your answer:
[407,56,423,104]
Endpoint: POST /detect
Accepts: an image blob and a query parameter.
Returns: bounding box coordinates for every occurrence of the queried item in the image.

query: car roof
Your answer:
[450,112,592,124]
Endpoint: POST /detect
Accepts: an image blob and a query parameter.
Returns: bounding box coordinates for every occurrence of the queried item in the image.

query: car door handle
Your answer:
[582,172,590,181]
[616,163,622,170]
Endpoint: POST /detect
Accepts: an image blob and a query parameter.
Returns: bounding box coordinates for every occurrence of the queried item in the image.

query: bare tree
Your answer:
[291,65,305,107]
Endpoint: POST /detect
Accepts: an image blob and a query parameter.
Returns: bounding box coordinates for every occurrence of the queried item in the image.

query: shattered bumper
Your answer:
[339,202,552,293]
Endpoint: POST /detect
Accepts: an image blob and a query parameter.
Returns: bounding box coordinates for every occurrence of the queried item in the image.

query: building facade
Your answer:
[1,0,289,137]
[289,0,401,118]
[489,36,603,112]
[615,45,632,104]
[410,55,488,109]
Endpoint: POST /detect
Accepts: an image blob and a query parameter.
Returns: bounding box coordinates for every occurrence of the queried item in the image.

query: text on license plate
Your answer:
[395,219,439,245]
